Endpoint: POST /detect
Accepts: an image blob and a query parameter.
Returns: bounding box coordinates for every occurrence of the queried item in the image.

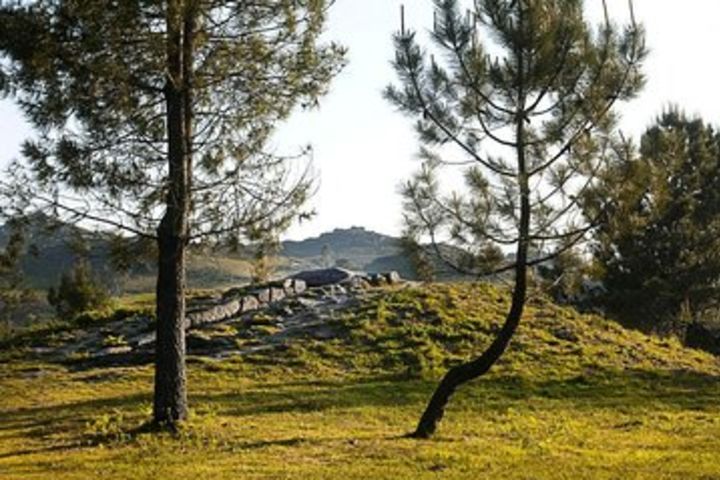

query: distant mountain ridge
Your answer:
[0,218,415,290]
[282,226,399,258]
[280,226,405,273]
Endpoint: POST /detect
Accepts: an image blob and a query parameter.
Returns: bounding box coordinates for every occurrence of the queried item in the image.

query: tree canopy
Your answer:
[387,0,645,438]
[0,0,344,240]
[587,110,720,332]
[0,0,345,427]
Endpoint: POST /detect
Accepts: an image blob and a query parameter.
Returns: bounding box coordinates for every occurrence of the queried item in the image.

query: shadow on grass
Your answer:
[0,367,718,462]
[188,368,720,419]
[0,392,151,440]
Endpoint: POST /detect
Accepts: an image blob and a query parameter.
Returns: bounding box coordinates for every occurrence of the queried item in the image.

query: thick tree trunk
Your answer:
[153,0,193,427]
[412,12,530,438]
[153,215,188,426]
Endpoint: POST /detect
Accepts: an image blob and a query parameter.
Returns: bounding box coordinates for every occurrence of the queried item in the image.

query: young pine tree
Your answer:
[386,0,645,437]
[47,260,110,321]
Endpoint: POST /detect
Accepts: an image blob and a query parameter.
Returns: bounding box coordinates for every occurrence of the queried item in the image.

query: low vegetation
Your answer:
[1,283,719,479]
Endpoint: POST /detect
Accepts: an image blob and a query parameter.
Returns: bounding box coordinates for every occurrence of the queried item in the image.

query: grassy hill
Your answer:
[1,283,719,478]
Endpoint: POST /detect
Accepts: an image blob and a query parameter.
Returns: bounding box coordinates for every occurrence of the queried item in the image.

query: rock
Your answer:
[131,332,156,347]
[94,345,133,357]
[274,278,295,295]
[253,288,271,304]
[270,287,286,303]
[319,284,347,299]
[296,296,322,309]
[291,279,307,294]
[291,267,357,287]
[384,271,402,284]
[368,273,386,286]
[345,276,371,290]
[240,295,260,313]
[186,299,241,327]
[30,347,55,355]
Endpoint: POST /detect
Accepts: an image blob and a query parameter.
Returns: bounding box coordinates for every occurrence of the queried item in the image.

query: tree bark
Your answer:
[153,0,192,427]
[412,5,530,438]
[411,265,527,438]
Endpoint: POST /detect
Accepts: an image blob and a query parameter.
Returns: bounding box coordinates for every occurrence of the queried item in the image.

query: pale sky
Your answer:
[1,1,719,240]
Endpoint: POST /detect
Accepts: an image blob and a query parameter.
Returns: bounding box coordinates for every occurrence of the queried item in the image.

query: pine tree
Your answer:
[386,0,645,437]
[47,259,110,321]
[587,110,720,333]
[0,217,30,331]
[0,0,344,428]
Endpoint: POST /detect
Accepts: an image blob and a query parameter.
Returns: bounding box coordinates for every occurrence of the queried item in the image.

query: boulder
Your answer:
[270,287,286,303]
[291,279,307,294]
[384,271,402,285]
[291,267,357,287]
[132,332,156,348]
[186,299,241,327]
[240,295,260,313]
[94,345,133,357]
[369,273,383,286]
[345,275,371,290]
[253,288,271,304]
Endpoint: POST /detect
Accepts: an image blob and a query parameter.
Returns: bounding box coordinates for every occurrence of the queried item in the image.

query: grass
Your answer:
[1,283,720,479]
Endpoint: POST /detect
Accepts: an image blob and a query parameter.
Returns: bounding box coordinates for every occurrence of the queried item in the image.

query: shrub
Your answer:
[47,261,110,320]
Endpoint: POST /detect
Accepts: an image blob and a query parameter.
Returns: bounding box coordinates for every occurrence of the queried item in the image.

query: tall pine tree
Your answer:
[587,110,720,332]
[0,0,344,427]
[386,0,645,437]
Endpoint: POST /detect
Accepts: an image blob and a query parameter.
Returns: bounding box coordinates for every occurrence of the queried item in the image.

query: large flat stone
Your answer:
[291,268,357,287]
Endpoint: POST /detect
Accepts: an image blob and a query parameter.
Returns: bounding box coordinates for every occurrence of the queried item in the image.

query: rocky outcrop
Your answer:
[186,271,402,328]
[186,279,308,328]
[33,269,404,366]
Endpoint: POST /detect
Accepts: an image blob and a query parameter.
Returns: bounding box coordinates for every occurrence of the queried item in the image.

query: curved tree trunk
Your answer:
[412,20,530,437]
[412,191,530,438]
[411,261,528,438]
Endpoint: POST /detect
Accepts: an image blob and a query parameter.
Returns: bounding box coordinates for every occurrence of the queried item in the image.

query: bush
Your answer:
[47,261,110,320]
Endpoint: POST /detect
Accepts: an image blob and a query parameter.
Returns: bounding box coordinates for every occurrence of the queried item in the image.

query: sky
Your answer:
[1,0,720,241]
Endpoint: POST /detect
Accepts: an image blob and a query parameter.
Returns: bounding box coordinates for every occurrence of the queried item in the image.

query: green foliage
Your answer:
[249,232,281,285]
[0,217,31,327]
[47,261,110,321]
[0,0,346,245]
[0,0,345,423]
[587,110,720,332]
[387,0,646,277]
[400,234,435,282]
[535,248,592,303]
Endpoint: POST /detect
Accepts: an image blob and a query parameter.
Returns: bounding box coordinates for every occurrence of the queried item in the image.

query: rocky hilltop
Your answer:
[18,268,406,367]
